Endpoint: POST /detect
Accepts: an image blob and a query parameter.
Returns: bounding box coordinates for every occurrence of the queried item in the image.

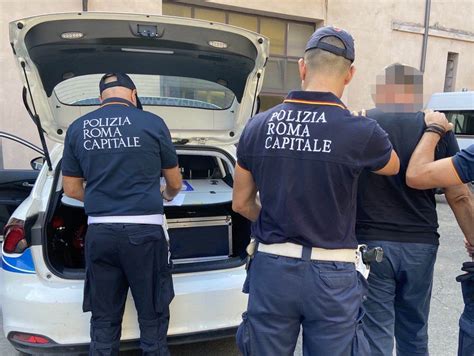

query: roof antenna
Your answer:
[21,62,53,171]
[82,0,88,11]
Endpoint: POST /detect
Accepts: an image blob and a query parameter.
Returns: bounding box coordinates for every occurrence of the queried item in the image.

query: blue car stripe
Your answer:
[1,248,36,274]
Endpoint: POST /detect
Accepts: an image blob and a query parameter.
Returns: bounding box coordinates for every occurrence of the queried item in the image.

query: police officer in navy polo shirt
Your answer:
[232,26,400,355]
[62,73,182,356]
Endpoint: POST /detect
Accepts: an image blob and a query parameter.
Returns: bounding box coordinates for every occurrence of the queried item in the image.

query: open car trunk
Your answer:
[45,147,251,278]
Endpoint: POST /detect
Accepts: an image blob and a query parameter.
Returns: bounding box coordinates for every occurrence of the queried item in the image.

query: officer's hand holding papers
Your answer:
[160,179,185,206]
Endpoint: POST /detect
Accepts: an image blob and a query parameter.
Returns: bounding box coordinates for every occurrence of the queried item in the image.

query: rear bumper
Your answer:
[1,263,247,346]
[8,327,238,355]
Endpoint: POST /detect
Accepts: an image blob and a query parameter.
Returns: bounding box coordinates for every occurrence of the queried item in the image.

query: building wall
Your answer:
[326,0,474,110]
[0,0,473,168]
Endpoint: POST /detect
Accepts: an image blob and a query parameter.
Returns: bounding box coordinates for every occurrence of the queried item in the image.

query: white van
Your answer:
[1,12,268,354]
[426,91,474,150]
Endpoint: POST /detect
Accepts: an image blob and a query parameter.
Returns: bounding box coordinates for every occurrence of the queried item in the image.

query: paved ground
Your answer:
[0,196,466,355]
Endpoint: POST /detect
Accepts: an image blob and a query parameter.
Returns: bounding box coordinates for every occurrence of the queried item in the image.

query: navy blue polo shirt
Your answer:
[237,91,393,249]
[62,97,178,216]
[453,144,474,183]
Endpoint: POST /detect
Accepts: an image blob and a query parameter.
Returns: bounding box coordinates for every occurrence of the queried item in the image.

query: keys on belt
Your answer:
[245,239,257,270]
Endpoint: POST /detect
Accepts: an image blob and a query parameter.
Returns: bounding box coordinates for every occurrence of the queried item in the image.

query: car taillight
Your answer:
[3,218,28,254]
[9,332,53,345]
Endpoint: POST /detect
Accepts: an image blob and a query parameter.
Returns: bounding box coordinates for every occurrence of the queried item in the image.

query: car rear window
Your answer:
[54,74,236,110]
[442,111,474,135]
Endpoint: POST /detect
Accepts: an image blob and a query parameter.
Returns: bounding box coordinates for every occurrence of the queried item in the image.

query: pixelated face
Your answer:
[371,65,424,113]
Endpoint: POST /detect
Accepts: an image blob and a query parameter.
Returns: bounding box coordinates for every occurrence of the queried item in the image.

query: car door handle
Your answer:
[22,182,35,188]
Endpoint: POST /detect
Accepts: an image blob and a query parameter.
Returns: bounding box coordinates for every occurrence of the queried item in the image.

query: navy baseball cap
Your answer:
[305,26,355,62]
[99,73,142,109]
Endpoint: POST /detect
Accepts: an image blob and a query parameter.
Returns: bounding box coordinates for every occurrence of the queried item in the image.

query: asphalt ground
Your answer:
[0,195,466,355]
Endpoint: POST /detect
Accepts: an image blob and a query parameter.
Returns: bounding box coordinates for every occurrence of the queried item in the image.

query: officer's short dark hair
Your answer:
[304,36,352,76]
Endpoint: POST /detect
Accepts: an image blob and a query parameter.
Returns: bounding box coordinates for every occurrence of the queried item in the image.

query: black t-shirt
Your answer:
[356,108,460,244]
[62,97,178,216]
[237,91,393,249]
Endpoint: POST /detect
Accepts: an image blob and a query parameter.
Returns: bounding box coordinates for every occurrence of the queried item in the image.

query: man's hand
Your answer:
[465,238,474,258]
[350,109,366,117]
[161,166,182,201]
[424,110,453,131]
[406,110,463,189]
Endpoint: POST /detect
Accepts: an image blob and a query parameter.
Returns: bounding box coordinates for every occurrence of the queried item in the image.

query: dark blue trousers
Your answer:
[459,306,474,356]
[84,223,174,356]
[457,264,474,356]
[236,250,369,355]
[359,240,438,356]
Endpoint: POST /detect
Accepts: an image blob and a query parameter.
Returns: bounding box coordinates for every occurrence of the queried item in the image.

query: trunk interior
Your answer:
[45,148,251,278]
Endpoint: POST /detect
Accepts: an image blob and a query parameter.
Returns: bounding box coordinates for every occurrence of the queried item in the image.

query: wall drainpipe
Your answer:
[420,0,431,73]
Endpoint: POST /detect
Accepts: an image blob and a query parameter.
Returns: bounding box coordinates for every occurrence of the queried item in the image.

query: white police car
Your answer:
[1,12,268,354]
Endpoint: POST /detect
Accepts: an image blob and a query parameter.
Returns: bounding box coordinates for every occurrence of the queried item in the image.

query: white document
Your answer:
[163,193,186,206]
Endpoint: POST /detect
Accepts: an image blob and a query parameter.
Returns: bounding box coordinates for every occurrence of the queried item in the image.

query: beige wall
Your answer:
[327,0,474,110]
[1,0,473,168]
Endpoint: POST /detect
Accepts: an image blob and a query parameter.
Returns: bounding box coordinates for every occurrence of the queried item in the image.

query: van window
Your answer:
[443,111,474,135]
[54,74,236,110]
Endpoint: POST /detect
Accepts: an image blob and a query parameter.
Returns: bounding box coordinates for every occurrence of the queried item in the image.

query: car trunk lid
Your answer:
[9,12,269,145]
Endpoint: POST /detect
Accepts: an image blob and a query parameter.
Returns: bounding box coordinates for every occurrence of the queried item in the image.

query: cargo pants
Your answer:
[84,223,174,356]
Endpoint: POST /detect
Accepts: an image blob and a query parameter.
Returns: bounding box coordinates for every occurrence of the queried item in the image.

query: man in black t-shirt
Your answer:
[356,64,473,356]
[233,27,400,356]
[62,73,182,355]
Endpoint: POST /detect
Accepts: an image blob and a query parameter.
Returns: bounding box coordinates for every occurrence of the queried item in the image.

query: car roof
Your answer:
[427,91,474,111]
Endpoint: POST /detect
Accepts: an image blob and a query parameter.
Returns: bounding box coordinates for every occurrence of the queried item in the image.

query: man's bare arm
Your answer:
[161,165,182,200]
[63,176,85,201]
[406,133,462,189]
[406,111,462,189]
[373,150,400,176]
[445,184,474,246]
[232,164,261,222]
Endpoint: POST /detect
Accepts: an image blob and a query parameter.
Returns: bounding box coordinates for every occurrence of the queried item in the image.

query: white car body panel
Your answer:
[1,254,247,343]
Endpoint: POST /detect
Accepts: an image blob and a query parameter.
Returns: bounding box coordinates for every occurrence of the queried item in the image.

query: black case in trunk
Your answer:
[167,216,232,262]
